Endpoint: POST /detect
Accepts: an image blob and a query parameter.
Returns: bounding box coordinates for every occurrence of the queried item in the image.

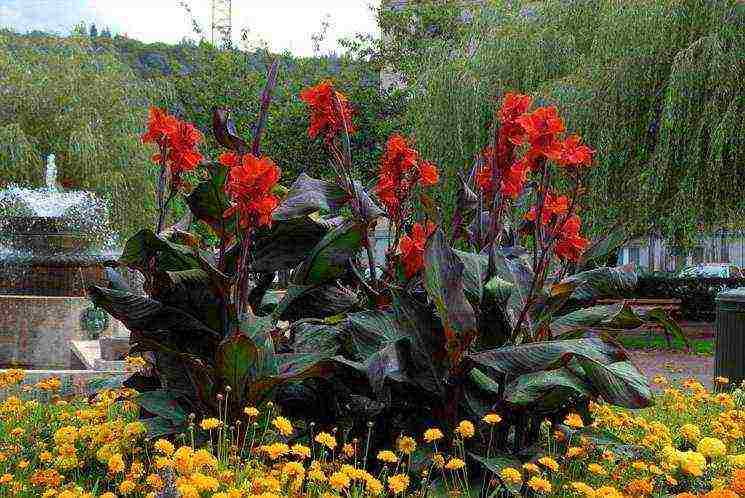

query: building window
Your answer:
[628,246,640,266]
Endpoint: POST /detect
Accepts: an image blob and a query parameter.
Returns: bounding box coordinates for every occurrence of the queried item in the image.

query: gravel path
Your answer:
[629,349,714,391]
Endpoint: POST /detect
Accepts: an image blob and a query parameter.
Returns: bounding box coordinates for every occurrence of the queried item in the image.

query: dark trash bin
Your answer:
[715,288,745,386]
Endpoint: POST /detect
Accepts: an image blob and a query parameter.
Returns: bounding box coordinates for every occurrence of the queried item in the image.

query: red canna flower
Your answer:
[142,107,203,176]
[299,80,356,143]
[555,134,595,168]
[376,134,438,220]
[399,221,437,279]
[554,215,589,262]
[498,93,532,145]
[223,153,281,231]
[515,106,565,155]
[525,191,570,225]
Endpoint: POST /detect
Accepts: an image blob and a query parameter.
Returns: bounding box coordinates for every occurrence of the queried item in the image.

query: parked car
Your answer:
[677,263,742,279]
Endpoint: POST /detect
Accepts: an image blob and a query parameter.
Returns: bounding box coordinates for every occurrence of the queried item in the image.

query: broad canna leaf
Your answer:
[549,303,644,336]
[293,219,365,286]
[453,249,487,305]
[213,107,249,153]
[275,282,358,322]
[250,215,343,273]
[505,368,592,412]
[272,173,349,220]
[470,452,523,495]
[465,337,627,377]
[89,286,220,359]
[137,389,189,425]
[565,264,638,301]
[568,356,653,409]
[186,163,236,237]
[216,332,261,405]
[424,229,478,368]
[119,229,200,273]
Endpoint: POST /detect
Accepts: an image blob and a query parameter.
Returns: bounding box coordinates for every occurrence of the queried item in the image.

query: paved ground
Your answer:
[626,321,716,391]
[630,349,714,391]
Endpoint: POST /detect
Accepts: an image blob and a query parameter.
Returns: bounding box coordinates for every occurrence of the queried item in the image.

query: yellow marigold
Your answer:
[108,453,125,474]
[272,416,293,436]
[538,456,559,472]
[455,420,475,439]
[631,460,648,472]
[500,467,522,485]
[625,478,653,496]
[262,442,290,460]
[124,421,146,438]
[200,418,221,431]
[329,471,350,491]
[192,449,217,470]
[366,476,384,495]
[244,406,259,418]
[569,482,595,496]
[696,437,727,459]
[377,450,398,463]
[0,474,11,484]
[715,376,730,385]
[192,471,219,491]
[291,444,311,459]
[523,463,540,474]
[445,458,466,470]
[146,473,164,490]
[564,413,584,429]
[483,413,502,425]
[704,490,739,498]
[119,479,137,494]
[315,431,336,450]
[153,439,175,456]
[527,476,552,494]
[596,486,624,498]
[678,450,706,477]
[423,428,443,443]
[730,454,745,468]
[731,468,745,494]
[308,468,326,482]
[100,493,117,498]
[342,443,355,458]
[432,453,445,468]
[588,463,607,475]
[177,483,199,498]
[397,436,416,455]
[566,446,585,459]
[388,473,410,494]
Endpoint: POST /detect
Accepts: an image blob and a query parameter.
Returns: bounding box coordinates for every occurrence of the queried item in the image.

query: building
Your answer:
[618,230,745,272]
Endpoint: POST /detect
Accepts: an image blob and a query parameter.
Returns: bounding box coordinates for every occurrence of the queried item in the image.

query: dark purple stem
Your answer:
[252,59,279,156]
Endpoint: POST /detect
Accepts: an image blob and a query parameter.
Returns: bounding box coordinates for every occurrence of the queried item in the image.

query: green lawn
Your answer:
[618,333,715,356]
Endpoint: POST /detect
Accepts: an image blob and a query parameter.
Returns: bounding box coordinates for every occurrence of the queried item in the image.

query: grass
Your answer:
[618,332,715,356]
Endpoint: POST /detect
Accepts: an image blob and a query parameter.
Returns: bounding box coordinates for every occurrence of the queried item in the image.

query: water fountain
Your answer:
[0,155,129,386]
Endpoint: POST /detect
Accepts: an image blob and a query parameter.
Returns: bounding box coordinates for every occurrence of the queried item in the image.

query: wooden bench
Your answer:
[596,298,683,348]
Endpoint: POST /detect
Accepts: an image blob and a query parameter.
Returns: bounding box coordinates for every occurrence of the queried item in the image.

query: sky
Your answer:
[0,0,381,56]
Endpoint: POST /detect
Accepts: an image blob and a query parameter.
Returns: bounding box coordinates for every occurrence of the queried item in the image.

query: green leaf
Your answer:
[454,249,488,305]
[251,216,342,272]
[119,229,200,273]
[272,173,349,221]
[137,390,188,425]
[549,303,644,336]
[186,163,235,237]
[293,219,365,286]
[424,229,478,365]
[564,264,638,301]
[470,452,523,494]
[466,337,627,377]
[274,282,357,321]
[483,275,513,304]
[217,332,260,405]
[505,369,592,412]
[571,357,653,409]
[641,307,690,349]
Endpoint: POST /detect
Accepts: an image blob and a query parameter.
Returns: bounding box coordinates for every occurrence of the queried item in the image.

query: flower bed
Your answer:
[3,370,745,497]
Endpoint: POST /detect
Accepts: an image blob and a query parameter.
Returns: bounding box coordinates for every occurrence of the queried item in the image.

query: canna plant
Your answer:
[90,63,684,476]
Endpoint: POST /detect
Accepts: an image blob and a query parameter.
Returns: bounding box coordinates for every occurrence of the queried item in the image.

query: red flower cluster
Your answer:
[525,191,569,225]
[299,80,356,143]
[399,221,437,279]
[220,152,281,231]
[142,107,203,175]
[376,134,439,220]
[554,215,589,262]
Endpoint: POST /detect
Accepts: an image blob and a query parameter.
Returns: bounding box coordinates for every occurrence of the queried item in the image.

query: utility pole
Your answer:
[211,0,232,48]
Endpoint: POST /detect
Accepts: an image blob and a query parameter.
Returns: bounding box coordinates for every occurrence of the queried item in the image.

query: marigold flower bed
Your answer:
[2,369,744,497]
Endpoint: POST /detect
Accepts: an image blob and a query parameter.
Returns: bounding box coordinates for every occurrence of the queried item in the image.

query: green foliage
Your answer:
[388,0,744,242]
[0,31,166,237]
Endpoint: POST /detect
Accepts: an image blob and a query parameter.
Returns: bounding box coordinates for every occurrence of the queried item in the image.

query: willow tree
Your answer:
[0,31,169,238]
[393,0,744,245]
